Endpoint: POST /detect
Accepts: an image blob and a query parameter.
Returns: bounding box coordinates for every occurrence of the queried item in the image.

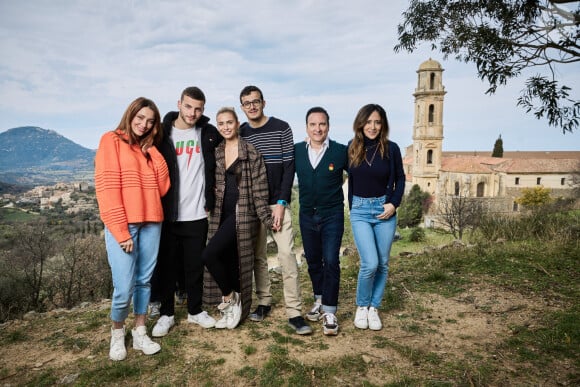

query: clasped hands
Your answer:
[271,204,285,232]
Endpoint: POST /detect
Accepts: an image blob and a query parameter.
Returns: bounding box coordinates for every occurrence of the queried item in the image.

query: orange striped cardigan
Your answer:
[95,130,170,243]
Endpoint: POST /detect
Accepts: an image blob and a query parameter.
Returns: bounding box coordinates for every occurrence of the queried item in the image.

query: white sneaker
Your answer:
[109,327,126,361]
[132,326,161,355]
[187,310,216,328]
[152,315,175,337]
[227,292,242,329]
[306,300,322,322]
[322,312,339,336]
[214,293,242,329]
[354,306,369,329]
[368,307,382,331]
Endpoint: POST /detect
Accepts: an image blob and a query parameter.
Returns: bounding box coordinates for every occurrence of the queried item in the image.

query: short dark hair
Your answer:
[305,106,329,124]
[181,86,206,103]
[239,85,264,103]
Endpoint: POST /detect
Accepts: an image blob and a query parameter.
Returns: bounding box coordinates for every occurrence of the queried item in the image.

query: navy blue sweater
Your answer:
[294,140,348,217]
[240,117,295,204]
[347,139,406,209]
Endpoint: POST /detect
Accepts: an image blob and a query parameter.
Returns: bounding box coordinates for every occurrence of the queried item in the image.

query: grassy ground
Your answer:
[0,220,578,386]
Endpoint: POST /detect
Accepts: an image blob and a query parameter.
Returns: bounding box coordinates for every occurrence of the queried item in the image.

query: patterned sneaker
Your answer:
[367,307,382,331]
[109,327,127,361]
[354,306,369,330]
[131,326,161,355]
[322,313,339,336]
[148,302,161,318]
[288,316,313,335]
[249,305,271,322]
[187,311,216,328]
[306,300,322,322]
[152,315,174,337]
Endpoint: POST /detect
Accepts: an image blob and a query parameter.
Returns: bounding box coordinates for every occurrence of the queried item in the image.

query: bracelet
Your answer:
[277,199,288,207]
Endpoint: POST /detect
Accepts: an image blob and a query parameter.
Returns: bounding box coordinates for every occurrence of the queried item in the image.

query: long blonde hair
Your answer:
[348,104,390,167]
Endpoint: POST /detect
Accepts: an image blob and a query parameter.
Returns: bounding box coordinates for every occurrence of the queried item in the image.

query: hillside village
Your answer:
[1,181,97,216]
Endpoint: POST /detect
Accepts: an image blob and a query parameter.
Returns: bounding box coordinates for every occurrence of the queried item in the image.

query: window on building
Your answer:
[561,178,566,185]
[427,149,433,164]
[477,182,484,197]
[430,73,435,89]
[513,202,519,211]
[428,104,434,123]
[454,181,459,196]
[537,177,541,185]
[515,177,520,185]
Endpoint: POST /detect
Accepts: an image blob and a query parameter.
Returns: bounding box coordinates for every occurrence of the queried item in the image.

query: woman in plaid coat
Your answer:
[202,107,277,329]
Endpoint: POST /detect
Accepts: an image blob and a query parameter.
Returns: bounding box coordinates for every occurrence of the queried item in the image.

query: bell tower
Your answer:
[412,58,445,196]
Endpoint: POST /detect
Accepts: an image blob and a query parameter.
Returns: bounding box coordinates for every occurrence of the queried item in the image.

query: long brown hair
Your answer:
[348,104,390,167]
[115,97,163,150]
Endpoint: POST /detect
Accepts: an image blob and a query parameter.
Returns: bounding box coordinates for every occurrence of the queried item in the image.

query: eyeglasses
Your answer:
[241,99,262,109]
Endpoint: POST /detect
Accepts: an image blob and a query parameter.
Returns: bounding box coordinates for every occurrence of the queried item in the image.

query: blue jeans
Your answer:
[105,223,161,322]
[350,195,397,308]
[300,210,344,313]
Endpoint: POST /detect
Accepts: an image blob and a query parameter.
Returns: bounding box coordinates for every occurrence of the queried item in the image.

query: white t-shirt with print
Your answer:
[171,126,206,221]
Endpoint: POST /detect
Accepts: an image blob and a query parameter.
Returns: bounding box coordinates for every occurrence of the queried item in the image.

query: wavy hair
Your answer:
[115,97,163,152]
[348,103,390,167]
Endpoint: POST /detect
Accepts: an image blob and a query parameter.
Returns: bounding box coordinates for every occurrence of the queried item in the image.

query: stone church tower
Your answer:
[411,58,445,196]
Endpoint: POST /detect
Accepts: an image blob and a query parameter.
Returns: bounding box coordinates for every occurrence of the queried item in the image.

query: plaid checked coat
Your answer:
[203,138,273,321]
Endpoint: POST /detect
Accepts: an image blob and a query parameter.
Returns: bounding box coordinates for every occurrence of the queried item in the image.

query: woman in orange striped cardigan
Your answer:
[95,97,170,361]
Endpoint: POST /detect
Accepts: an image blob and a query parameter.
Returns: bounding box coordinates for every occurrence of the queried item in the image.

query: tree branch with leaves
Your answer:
[395,0,580,133]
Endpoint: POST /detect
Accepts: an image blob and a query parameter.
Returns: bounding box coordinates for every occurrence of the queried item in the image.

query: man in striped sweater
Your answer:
[239,85,311,335]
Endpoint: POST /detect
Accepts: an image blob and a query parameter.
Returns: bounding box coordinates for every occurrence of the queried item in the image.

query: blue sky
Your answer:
[0,0,578,152]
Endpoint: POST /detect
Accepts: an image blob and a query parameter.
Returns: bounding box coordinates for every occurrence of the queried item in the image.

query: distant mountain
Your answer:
[0,126,95,185]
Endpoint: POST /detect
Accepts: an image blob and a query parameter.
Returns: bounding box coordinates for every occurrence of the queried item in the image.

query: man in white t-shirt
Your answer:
[151,87,223,337]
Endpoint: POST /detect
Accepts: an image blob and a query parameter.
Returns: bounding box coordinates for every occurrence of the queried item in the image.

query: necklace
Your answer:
[365,145,379,166]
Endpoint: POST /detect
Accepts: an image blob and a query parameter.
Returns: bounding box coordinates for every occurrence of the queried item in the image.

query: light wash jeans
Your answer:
[105,223,161,322]
[350,195,397,308]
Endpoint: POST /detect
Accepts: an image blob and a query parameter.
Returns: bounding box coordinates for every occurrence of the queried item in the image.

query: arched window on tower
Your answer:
[454,181,459,196]
[428,104,434,123]
[427,149,433,164]
[430,73,435,89]
[477,182,485,197]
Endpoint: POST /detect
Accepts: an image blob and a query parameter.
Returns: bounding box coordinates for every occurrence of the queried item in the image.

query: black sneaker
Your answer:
[249,305,271,322]
[288,316,313,335]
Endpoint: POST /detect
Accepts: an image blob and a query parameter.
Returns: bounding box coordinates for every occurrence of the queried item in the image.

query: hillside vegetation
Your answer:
[0,209,578,386]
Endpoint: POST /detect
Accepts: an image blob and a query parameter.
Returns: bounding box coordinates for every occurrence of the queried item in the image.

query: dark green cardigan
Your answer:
[294,140,348,217]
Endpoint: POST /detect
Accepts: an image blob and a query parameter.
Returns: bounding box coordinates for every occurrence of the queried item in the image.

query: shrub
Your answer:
[409,227,426,242]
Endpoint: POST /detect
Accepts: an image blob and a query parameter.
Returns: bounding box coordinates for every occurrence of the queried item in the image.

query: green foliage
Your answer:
[398,184,430,228]
[409,227,426,242]
[492,135,503,157]
[395,0,580,133]
[515,186,552,209]
[477,209,579,243]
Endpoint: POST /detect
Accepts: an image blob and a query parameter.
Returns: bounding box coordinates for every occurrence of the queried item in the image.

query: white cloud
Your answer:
[0,0,578,150]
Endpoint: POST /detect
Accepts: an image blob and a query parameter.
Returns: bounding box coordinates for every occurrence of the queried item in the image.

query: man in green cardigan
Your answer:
[294,107,348,336]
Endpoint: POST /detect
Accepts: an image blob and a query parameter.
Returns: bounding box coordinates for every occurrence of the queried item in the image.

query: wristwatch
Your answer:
[277,199,288,207]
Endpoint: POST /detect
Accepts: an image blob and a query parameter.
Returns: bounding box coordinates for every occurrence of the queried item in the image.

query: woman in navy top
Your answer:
[347,104,405,331]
